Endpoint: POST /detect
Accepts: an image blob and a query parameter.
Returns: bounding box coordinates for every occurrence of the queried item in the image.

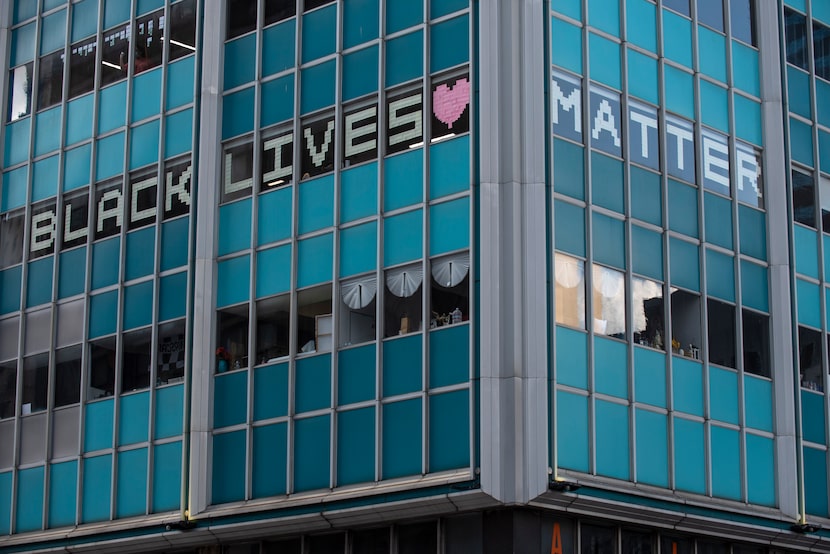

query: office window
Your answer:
[265,0,296,26]
[157,319,185,385]
[29,201,57,258]
[37,51,64,111]
[168,0,198,61]
[661,536,693,554]
[697,0,724,32]
[664,0,690,16]
[22,353,49,414]
[799,325,823,391]
[385,264,423,338]
[7,62,33,121]
[398,522,437,554]
[88,336,116,399]
[785,8,809,70]
[633,277,665,349]
[430,254,469,329]
[815,22,830,81]
[217,304,249,372]
[554,253,586,329]
[352,528,390,554]
[339,276,377,346]
[0,212,25,268]
[261,129,294,191]
[62,189,89,249]
[256,294,290,362]
[592,264,626,339]
[708,299,736,368]
[670,289,702,357]
[223,141,254,203]
[227,0,257,39]
[622,530,653,553]
[742,309,769,377]
[135,9,164,73]
[129,170,158,230]
[101,23,129,86]
[729,0,755,45]
[68,37,96,99]
[820,176,830,232]
[122,328,151,392]
[55,345,82,407]
[581,524,616,554]
[0,362,16,419]
[297,284,332,353]
[792,169,816,228]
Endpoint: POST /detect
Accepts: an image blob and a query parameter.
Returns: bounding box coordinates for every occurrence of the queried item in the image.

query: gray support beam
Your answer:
[478,0,549,504]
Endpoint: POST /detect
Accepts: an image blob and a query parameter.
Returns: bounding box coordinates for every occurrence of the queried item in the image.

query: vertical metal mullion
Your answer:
[464,0,475,477]
[375,0,386,485]
[421,0,430,477]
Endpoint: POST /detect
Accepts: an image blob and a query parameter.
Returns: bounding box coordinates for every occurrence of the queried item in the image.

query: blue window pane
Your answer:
[63,144,91,191]
[71,0,97,41]
[627,49,658,104]
[343,0,379,48]
[91,238,120,289]
[741,259,768,312]
[698,26,727,82]
[98,82,127,134]
[166,56,195,110]
[256,245,292,298]
[123,281,153,329]
[89,290,118,338]
[709,366,739,424]
[218,198,252,255]
[664,65,694,119]
[214,370,248,428]
[556,391,589,471]
[300,60,336,114]
[595,400,629,479]
[222,87,255,139]
[159,272,187,321]
[48,461,77,528]
[155,385,184,439]
[297,233,333,287]
[382,334,422,396]
[0,473,10,535]
[430,136,470,200]
[428,324,468,388]
[790,117,814,167]
[745,434,774,505]
[805,447,829,516]
[13,0,37,24]
[41,10,67,54]
[58,247,86,298]
[217,255,251,307]
[554,201,585,256]
[296,354,331,413]
[387,0,422,33]
[700,81,729,132]
[669,237,700,291]
[730,0,755,44]
[104,0,130,28]
[382,399,421,478]
[252,423,287,497]
[2,166,28,210]
[551,17,582,74]
[732,41,760,96]
[298,175,334,234]
[631,225,663,280]
[254,363,288,420]
[337,407,375,485]
[429,390,469,471]
[0,267,22,314]
[634,347,666,407]
[430,15,469,73]
[66,94,94,146]
[294,415,331,491]
[734,94,762,145]
[384,150,423,211]
[663,10,693,67]
[163,109,193,159]
[384,210,422,266]
[96,132,125,181]
[738,204,766,260]
[116,449,148,517]
[4,119,31,168]
[630,166,662,225]
[626,0,656,51]
[697,0,724,32]
[386,31,423,87]
[27,257,53,307]
[429,197,469,256]
[161,216,190,271]
[261,74,294,127]
[592,212,625,269]
[11,23,36,66]
[594,337,627,398]
[635,409,668,487]
[262,20,296,77]
[341,162,378,222]
[711,426,740,499]
[224,35,256,90]
[132,68,163,122]
[588,0,619,36]
[212,431,246,503]
[673,418,705,493]
[129,119,160,169]
[343,46,379,102]
[591,152,623,213]
[340,222,377,278]
[257,188,292,245]
[668,179,699,237]
[34,106,62,157]
[706,249,735,301]
[588,33,620,89]
[15,466,44,532]
[302,4,337,62]
[704,192,733,249]
[338,345,375,405]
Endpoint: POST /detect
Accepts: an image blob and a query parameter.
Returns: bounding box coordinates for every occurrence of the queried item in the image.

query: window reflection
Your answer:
[217,304,249,372]
[136,10,165,73]
[304,0,335,11]
[94,180,124,240]
[696,0,724,32]
[168,0,197,60]
[69,37,96,99]
[0,211,26,268]
[792,169,815,228]
[742,309,769,377]
[89,337,116,399]
[633,277,664,350]
[554,253,585,329]
[821,176,830,232]
[799,326,823,391]
[592,264,625,339]
[157,319,186,385]
[815,22,830,81]
[37,51,64,110]
[227,0,257,39]
[785,8,809,70]
[8,63,33,121]
[663,0,690,16]
[670,288,702,358]
[729,0,755,46]
[265,0,296,26]
[257,295,290,362]
[101,24,130,86]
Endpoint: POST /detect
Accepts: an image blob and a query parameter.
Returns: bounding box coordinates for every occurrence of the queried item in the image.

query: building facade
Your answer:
[0,0,829,552]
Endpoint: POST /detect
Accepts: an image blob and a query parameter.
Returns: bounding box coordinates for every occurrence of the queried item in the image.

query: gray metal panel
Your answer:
[23,308,52,355]
[51,406,80,459]
[56,299,85,347]
[19,412,47,465]
[0,420,14,469]
[0,317,20,360]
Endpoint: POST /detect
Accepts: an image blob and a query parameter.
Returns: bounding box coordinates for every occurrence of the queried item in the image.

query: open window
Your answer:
[384,264,422,337]
[799,326,823,391]
[430,254,469,328]
[88,337,116,399]
[633,277,664,349]
[297,285,332,354]
[22,353,48,414]
[554,253,585,329]
[217,304,249,372]
[256,294,290,362]
[742,309,769,377]
[707,299,736,368]
[157,319,186,385]
[0,362,17,419]
[122,328,151,392]
[55,345,81,407]
[670,289,701,358]
[339,276,377,346]
[135,9,164,73]
[168,0,198,61]
[792,168,815,228]
[592,264,625,339]
[101,23,129,86]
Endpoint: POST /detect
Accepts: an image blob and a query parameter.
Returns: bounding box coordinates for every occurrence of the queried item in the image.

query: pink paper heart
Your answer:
[432,78,470,129]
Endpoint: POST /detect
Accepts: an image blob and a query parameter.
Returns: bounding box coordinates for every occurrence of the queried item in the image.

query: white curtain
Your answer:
[341,277,377,309]
[431,253,470,287]
[386,267,423,297]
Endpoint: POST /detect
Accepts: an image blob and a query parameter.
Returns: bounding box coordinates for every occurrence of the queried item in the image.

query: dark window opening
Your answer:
[37,51,64,110]
[622,530,653,554]
[261,130,293,191]
[670,289,702,358]
[742,309,769,377]
[122,328,151,392]
[22,353,49,413]
[304,0,335,12]
[265,0,296,26]
[128,170,158,230]
[226,0,257,39]
[168,0,198,60]
[55,345,82,407]
[256,294,290,363]
[164,158,193,220]
[135,10,164,73]
[386,87,423,155]
[430,254,469,329]
[792,169,815,228]
[308,534,345,554]
[352,528,390,554]
[62,189,89,249]
[0,211,25,268]
[343,103,379,168]
[29,201,57,258]
[158,319,186,385]
[222,141,254,202]
[89,337,116,399]
[799,326,823,391]
[95,180,124,240]
[707,299,736,368]
[297,285,332,353]
[785,8,809,70]
[581,523,616,554]
[0,362,17,419]
[384,265,423,338]
[100,24,129,86]
[660,536,693,554]
[815,22,830,81]
[633,277,665,350]
[8,63,33,121]
[68,37,96,99]
[217,304,249,372]
[398,521,437,554]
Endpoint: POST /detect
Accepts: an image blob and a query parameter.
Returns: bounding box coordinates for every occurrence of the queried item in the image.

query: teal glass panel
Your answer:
[804,447,829,516]
[155,384,184,439]
[116,448,147,517]
[386,31,423,87]
[591,152,623,213]
[430,136,470,199]
[431,0,466,18]
[384,149,423,211]
[0,473,9,535]
[630,166,662,225]
[4,119,31,168]
[386,0,422,33]
[207,369,245,432]
[669,237,699,291]
[625,0,656,51]
[13,0,36,24]
[256,245,292,298]
[137,0,164,14]
[104,0,130,28]
[64,143,91,191]
[165,109,193,158]
[555,326,587,389]
[100,83,128,135]
[298,175,334,234]
[592,212,625,269]
[699,81,728,133]
[662,10,692,67]
[787,66,812,119]
[429,197,469,256]
[556,390,589,471]
[302,4,337,62]
[222,87,255,139]
[382,334,422,396]
[92,237,120,289]
[633,346,665,407]
[553,139,584,200]
[261,74,294,127]
[626,49,658,104]
[341,162,378,223]
[710,425,741,500]
[123,281,153,329]
[84,399,114,451]
[1,166,27,210]
[217,255,251,307]
[340,222,377,278]
[297,233,333,287]
[344,0,379,48]
[48,460,77,528]
[733,95,762,146]
[125,227,155,281]
[15,466,44,532]
[382,399,421,478]
[551,17,582,74]
[797,278,821,328]
[818,79,830,128]
[731,41,760,97]
[88,290,118,338]
[673,417,705,493]
[262,20,296,77]
[384,210,422,266]
[294,414,331,491]
[131,68,162,122]
[152,441,182,511]
[166,56,196,110]
[300,60,336,114]
[254,363,289,420]
[258,187,292,245]
[41,9,67,53]
[252,423,287,497]
[697,26,726,82]
[794,225,819,278]
[10,22,35,66]
[34,106,62,156]
[218,198,252,255]
[588,0,619,35]
[429,324,468,388]
[631,225,662,280]
[161,216,190,271]
[704,192,732,249]
[672,357,703,416]
[212,431,246,503]
[709,366,738,424]
[816,1,830,23]
[594,337,627,399]
[296,354,331,413]
[32,156,59,202]
[95,132,125,181]
[338,345,375,405]
[802,390,826,444]
[58,247,86,298]
[554,201,585,256]
[337,407,375,485]
[595,400,629,480]
[224,35,256,90]
[552,0,580,20]
[429,389,469,471]
[669,180,698,237]
[82,454,112,522]
[664,65,694,119]
[430,15,469,72]
[744,374,773,432]
[705,249,734,301]
[588,33,620,89]
[71,0,97,41]
[27,257,53,307]
[738,205,766,260]
[635,409,668,487]
[0,267,22,314]
[790,117,814,167]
